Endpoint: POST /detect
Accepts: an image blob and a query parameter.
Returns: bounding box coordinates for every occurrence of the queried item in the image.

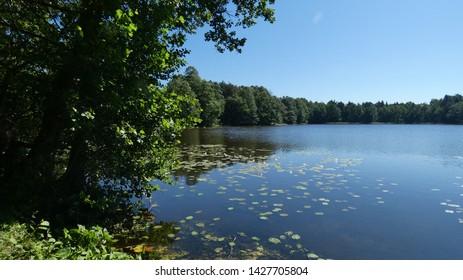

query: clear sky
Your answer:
[182,0,463,104]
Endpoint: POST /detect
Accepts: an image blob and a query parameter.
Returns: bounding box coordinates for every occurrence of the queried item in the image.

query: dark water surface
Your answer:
[149,124,463,259]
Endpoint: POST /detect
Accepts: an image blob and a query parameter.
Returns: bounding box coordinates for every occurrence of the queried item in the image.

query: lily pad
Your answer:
[291,234,301,240]
[195,222,205,228]
[268,237,281,244]
[191,231,198,236]
[307,253,319,259]
[186,216,193,220]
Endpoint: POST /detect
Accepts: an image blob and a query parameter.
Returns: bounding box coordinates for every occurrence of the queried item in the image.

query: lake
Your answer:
[149,124,463,259]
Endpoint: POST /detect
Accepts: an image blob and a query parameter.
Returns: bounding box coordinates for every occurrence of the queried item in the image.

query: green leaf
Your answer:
[115,9,123,20]
[39,220,50,227]
[76,26,83,37]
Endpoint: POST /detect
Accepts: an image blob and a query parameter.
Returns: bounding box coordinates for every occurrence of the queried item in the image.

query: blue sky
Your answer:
[183,0,463,104]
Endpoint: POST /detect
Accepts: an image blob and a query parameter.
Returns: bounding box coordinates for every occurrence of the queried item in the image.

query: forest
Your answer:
[169,66,463,126]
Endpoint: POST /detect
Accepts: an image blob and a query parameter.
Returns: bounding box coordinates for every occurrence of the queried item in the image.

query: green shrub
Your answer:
[0,221,136,260]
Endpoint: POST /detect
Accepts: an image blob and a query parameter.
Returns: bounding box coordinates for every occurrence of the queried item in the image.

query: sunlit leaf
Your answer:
[268,237,280,244]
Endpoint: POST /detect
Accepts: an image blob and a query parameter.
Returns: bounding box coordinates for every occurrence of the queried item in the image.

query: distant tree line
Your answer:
[168,67,463,126]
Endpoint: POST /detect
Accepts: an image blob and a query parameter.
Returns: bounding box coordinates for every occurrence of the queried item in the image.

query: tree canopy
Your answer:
[166,68,463,127]
[0,0,276,225]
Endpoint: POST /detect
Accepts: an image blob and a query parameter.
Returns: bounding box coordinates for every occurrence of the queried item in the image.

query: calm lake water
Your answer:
[149,124,463,259]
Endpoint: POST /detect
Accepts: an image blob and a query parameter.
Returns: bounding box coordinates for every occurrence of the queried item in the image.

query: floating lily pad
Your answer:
[214,247,223,253]
[167,234,176,239]
[186,216,193,220]
[259,216,268,220]
[251,236,260,241]
[268,237,281,244]
[229,242,236,247]
[307,253,319,259]
[229,198,246,201]
[279,213,289,217]
[314,212,324,216]
[191,231,198,236]
[195,222,205,228]
[213,217,221,221]
[291,234,301,240]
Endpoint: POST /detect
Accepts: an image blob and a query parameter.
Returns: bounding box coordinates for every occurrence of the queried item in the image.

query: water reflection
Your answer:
[151,125,463,259]
[174,128,278,185]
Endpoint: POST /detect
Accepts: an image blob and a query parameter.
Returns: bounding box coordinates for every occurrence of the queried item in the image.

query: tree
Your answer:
[222,87,258,125]
[0,0,276,224]
[342,102,359,122]
[254,86,282,125]
[167,75,202,123]
[309,102,327,124]
[326,101,341,122]
[361,102,378,123]
[184,67,224,127]
[447,102,463,124]
[281,96,297,124]
[294,98,310,124]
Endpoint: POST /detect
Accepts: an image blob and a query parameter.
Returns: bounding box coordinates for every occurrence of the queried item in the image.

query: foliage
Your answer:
[0,221,135,260]
[168,68,463,126]
[0,0,276,225]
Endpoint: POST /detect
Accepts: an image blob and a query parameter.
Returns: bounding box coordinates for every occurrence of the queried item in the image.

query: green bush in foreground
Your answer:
[0,221,135,260]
